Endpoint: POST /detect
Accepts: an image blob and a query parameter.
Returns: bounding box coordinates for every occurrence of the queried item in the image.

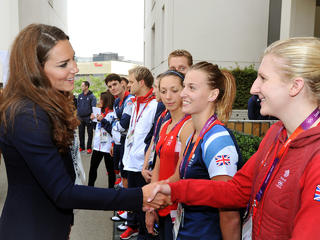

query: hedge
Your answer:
[231,65,257,109]
[232,130,262,166]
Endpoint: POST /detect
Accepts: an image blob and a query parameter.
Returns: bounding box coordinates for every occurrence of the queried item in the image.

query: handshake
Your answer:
[141,181,172,211]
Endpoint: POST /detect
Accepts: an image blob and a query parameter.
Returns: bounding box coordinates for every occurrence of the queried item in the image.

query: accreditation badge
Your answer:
[100,131,108,143]
[242,215,252,240]
[147,142,156,170]
[172,203,184,240]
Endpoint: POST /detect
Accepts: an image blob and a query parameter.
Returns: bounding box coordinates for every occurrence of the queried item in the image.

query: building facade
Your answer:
[0,0,68,84]
[144,0,319,75]
[76,60,140,79]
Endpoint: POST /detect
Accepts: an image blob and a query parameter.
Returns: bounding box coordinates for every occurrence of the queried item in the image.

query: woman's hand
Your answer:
[142,168,152,183]
[145,210,159,235]
[142,182,171,211]
[109,145,114,157]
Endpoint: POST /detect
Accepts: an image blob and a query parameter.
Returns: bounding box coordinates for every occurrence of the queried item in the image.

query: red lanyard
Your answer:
[180,115,220,179]
[252,107,320,218]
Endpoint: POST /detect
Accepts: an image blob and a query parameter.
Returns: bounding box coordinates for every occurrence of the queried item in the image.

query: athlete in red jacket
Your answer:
[149,37,320,240]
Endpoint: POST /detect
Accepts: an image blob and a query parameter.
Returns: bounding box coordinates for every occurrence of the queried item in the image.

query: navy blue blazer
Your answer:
[0,100,142,240]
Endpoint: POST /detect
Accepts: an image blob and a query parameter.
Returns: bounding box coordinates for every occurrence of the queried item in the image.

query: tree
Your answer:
[73,75,107,100]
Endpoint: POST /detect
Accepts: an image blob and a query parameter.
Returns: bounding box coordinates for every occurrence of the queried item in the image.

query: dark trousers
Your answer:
[113,144,122,171]
[114,140,128,178]
[88,150,115,188]
[78,118,94,149]
[159,215,173,240]
[127,171,157,239]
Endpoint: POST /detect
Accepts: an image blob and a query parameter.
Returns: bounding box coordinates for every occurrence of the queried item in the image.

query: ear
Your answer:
[289,77,304,97]
[139,79,145,87]
[208,88,219,102]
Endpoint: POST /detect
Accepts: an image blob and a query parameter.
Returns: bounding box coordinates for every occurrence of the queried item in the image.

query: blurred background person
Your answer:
[77,80,97,154]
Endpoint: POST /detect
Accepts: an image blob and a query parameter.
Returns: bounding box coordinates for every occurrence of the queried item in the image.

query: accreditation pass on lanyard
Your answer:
[173,115,218,240]
[127,99,153,148]
[242,107,320,240]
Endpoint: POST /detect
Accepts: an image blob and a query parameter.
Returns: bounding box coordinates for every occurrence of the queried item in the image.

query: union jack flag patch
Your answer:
[314,185,320,202]
[215,155,231,166]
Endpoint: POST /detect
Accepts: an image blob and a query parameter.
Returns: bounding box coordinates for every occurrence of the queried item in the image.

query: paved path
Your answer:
[0,152,114,240]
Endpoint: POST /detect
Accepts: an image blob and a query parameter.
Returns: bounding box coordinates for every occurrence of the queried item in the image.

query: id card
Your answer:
[242,215,252,240]
[148,142,156,170]
[100,131,108,143]
[172,203,184,240]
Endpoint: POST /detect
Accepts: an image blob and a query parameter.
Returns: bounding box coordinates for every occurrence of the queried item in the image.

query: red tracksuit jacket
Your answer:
[169,121,320,240]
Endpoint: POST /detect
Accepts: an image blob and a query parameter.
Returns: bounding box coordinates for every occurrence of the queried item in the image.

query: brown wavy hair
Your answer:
[0,24,79,153]
[100,90,115,111]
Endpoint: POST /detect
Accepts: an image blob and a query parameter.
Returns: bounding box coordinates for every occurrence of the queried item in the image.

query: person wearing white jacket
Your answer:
[88,91,116,188]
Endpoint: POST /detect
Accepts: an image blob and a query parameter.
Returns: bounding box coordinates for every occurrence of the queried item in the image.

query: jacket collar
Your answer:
[132,88,155,104]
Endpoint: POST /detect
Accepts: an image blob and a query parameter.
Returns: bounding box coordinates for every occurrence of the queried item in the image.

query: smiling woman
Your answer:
[146,70,193,240]
[44,40,78,92]
[0,24,168,240]
[150,37,320,240]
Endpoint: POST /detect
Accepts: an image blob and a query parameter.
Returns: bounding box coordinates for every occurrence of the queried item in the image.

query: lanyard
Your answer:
[153,110,169,139]
[180,114,219,179]
[130,95,155,129]
[157,114,190,156]
[252,107,320,216]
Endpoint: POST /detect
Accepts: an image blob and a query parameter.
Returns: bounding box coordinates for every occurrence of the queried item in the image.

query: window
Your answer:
[267,0,282,45]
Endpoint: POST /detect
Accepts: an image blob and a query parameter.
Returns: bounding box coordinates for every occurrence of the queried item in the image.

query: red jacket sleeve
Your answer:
[290,155,320,239]
[169,151,258,208]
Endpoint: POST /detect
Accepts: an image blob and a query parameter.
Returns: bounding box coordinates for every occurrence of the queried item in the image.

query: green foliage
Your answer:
[231,65,257,109]
[232,130,262,164]
[73,75,107,100]
[73,77,83,95]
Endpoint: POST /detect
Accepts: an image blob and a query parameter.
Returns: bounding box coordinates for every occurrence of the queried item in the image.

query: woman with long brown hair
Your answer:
[0,24,166,240]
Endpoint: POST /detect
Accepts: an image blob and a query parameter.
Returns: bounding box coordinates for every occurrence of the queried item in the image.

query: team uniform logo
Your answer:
[276,169,290,189]
[314,185,320,202]
[215,155,231,166]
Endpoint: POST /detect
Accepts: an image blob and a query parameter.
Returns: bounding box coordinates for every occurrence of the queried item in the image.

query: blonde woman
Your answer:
[152,37,320,239]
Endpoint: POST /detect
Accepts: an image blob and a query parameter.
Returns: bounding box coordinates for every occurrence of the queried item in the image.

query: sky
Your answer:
[67,0,144,62]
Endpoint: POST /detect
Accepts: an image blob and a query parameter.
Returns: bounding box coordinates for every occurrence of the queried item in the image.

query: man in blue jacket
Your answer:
[77,81,97,154]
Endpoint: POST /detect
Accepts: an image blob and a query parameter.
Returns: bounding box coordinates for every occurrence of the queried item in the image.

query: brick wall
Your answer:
[226,120,278,137]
